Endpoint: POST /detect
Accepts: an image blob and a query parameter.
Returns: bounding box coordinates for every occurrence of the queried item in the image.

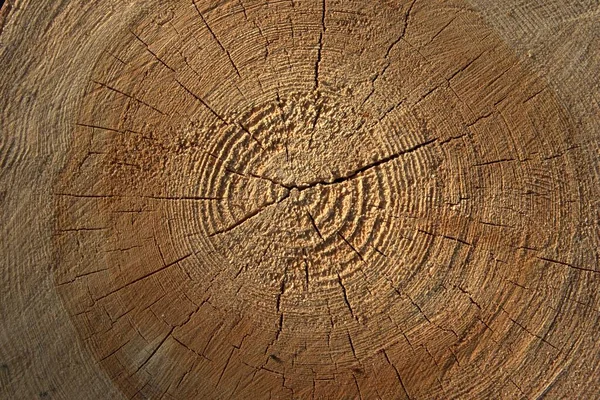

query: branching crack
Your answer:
[92,80,166,115]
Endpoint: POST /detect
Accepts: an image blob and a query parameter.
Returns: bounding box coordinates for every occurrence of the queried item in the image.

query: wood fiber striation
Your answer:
[1,0,598,398]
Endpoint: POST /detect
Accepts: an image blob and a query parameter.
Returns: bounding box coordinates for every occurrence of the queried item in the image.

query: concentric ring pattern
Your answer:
[53,0,597,398]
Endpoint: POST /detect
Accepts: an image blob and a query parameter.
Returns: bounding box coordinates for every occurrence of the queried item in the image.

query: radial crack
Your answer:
[92,80,166,115]
[293,138,437,190]
[192,1,241,78]
[338,233,364,262]
[314,33,323,91]
[209,191,290,236]
[362,0,416,105]
[306,210,324,240]
[313,0,326,91]
[130,29,175,73]
[338,274,357,321]
[538,257,599,274]
[133,327,174,375]
[94,254,193,301]
[382,349,412,399]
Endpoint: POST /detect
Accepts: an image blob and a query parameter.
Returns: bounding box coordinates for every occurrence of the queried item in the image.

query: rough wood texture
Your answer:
[1,0,599,398]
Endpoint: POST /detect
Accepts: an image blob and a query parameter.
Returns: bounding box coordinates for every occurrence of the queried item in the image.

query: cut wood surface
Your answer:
[1,0,600,398]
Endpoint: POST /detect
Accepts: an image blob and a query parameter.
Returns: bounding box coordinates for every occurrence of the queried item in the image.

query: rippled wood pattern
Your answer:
[1,0,599,398]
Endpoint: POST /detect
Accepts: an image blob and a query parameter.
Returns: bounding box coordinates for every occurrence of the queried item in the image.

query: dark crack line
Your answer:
[74,123,147,138]
[314,32,324,92]
[447,46,489,82]
[534,366,568,400]
[524,88,546,104]
[473,158,518,167]
[303,252,310,290]
[57,268,109,286]
[338,233,364,262]
[382,0,415,60]
[405,293,458,339]
[142,195,221,201]
[209,191,290,236]
[91,80,166,116]
[382,349,412,399]
[306,209,324,240]
[253,137,436,192]
[338,274,357,321]
[275,313,284,341]
[216,348,235,387]
[413,84,441,107]
[94,254,193,301]
[54,192,118,200]
[130,29,175,73]
[499,305,559,350]
[418,229,472,247]
[56,227,107,233]
[133,327,174,376]
[353,374,364,400]
[291,138,437,190]
[238,0,248,20]
[205,151,287,188]
[466,110,494,127]
[174,78,226,123]
[103,49,126,65]
[276,266,288,314]
[313,0,326,91]
[538,257,599,274]
[192,0,241,78]
[347,330,357,359]
[210,150,289,193]
[98,340,130,363]
[422,13,459,48]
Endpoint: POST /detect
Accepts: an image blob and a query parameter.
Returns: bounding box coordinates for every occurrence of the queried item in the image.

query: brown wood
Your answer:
[1,0,599,398]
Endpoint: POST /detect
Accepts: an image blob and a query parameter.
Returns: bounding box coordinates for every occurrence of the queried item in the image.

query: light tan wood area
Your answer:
[1,0,599,398]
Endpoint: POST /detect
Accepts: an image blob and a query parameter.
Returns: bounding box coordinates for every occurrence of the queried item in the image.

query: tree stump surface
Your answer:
[1,0,599,398]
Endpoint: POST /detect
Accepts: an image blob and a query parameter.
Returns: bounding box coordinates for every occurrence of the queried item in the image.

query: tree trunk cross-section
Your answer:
[1,0,600,399]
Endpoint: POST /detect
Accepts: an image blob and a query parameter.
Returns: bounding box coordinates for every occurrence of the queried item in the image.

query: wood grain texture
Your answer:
[1,0,599,399]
